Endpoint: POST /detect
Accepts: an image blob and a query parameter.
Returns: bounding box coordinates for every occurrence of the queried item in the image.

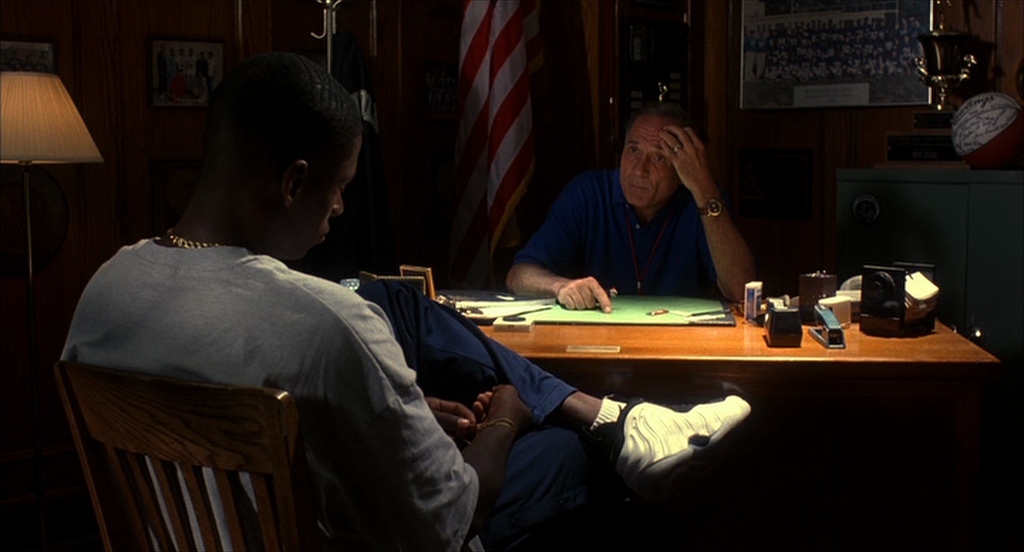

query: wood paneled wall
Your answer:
[2,0,1020,549]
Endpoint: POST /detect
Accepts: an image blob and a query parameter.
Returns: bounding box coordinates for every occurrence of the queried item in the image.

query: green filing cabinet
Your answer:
[836,168,1023,366]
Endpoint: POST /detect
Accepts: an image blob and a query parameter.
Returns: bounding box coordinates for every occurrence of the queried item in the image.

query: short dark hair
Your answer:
[204,51,362,171]
[623,101,697,138]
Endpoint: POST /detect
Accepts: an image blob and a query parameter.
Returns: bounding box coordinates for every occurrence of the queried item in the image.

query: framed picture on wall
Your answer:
[1,40,55,73]
[149,39,223,107]
[423,61,458,119]
[740,0,932,109]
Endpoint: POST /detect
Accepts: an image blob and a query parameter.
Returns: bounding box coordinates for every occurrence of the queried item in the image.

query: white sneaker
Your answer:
[615,395,751,500]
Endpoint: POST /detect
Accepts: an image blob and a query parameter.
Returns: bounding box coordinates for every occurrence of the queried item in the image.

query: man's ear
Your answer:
[280,160,309,206]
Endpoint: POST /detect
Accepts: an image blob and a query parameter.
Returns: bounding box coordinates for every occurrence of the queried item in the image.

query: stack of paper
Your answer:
[436,290,556,321]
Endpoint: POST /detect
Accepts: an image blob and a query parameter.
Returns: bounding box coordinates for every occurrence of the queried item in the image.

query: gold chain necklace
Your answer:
[165,228,226,249]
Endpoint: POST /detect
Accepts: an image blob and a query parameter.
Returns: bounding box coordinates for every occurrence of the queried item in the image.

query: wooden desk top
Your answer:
[481,321,1000,379]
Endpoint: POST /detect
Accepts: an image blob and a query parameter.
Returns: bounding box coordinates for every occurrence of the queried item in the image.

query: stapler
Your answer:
[809,304,846,349]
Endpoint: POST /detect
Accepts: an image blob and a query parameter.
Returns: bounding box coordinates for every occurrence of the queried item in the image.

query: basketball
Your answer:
[951,92,1024,169]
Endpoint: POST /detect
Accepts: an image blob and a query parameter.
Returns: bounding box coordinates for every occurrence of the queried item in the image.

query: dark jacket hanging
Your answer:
[291,31,397,282]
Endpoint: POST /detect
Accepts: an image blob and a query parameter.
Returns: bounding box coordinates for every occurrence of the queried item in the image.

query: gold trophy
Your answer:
[915,0,976,111]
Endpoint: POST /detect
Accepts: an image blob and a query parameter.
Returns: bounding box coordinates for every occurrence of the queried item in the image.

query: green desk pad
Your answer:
[524,296,735,326]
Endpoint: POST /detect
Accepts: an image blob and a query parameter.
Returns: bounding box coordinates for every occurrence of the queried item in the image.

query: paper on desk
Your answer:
[437,290,555,311]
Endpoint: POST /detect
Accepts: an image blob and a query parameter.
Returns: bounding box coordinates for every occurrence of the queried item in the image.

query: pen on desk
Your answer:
[507,305,554,318]
[679,313,729,322]
[687,309,729,317]
[647,309,727,317]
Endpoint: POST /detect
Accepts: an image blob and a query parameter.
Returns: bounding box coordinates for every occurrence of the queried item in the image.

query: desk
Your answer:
[482,322,1000,551]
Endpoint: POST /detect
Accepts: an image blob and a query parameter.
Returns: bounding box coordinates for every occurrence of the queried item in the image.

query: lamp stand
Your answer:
[21,161,47,550]
[3,70,103,550]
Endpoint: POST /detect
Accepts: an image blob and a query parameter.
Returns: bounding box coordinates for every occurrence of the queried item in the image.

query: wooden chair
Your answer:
[54,360,322,551]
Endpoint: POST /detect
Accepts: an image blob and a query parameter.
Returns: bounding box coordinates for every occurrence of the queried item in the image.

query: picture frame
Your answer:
[423,61,458,119]
[740,0,933,109]
[1,40,55,73]
[358,271,429,296]
[399,264,437,300]
[149,39,223,107]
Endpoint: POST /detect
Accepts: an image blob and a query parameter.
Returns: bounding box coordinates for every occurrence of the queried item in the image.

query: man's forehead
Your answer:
[627,116,673,145]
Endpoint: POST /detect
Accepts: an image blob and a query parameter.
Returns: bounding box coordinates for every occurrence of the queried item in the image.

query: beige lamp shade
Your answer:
[1,71,103,164]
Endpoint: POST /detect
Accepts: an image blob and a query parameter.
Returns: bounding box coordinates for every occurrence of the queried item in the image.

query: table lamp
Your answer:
[1,70,102,547]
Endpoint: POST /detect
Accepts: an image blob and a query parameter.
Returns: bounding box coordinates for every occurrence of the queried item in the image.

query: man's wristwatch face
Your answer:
[700,198,724,217]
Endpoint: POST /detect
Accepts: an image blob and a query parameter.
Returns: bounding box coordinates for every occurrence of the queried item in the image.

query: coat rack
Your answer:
[311,0,345,71]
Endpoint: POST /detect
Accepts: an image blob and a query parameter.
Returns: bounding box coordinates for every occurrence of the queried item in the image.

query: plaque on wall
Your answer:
[879,129,969,169]
[620,17,689,127]
[876,107,968,169]
[885,133,961,162]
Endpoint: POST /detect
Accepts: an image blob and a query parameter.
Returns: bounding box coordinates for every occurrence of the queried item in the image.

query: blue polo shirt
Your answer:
[513,169,718,296]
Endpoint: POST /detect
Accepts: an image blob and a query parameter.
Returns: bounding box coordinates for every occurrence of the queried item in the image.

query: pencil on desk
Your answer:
[648,309,727,318]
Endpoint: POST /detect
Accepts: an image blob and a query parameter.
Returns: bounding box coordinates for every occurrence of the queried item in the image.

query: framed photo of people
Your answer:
[149,39,223,107]
[740,0,933,109]
[1,40,55,73]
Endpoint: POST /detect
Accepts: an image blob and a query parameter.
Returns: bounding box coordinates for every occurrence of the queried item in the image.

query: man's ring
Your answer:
[672,145,681,153]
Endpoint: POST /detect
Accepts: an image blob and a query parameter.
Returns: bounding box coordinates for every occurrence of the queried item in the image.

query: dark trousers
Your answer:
[356,281,625,550]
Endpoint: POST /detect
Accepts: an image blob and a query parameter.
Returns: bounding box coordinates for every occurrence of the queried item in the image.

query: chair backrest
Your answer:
[54,360,321,551]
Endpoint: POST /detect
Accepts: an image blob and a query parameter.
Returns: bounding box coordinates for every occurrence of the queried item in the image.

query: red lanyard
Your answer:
[624,205,670,295]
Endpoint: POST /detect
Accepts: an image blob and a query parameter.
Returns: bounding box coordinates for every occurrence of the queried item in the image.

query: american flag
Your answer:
[449,0,542,288]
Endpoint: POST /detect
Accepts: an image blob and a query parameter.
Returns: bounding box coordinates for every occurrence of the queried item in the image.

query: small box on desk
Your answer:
[859,264,935,337]
[764,304,803,347]
[493,316,535,333]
